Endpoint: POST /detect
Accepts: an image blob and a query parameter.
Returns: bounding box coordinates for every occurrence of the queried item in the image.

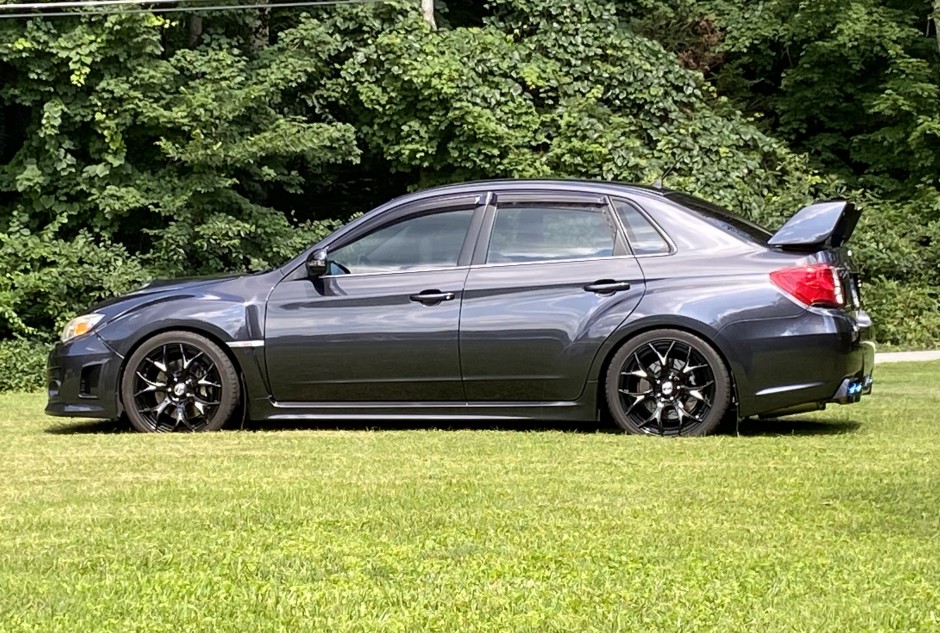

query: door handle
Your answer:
[583,280,632,295]
[409,289,457,304]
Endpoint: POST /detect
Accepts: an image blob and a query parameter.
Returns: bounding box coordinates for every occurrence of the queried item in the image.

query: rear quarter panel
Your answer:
[598,193,842,416]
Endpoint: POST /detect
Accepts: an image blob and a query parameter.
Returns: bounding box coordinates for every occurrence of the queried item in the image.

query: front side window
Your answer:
[330,208,473,274]
[486,204,617,264]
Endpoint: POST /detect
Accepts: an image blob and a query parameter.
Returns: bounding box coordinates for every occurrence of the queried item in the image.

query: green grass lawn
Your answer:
[1,362,938,632]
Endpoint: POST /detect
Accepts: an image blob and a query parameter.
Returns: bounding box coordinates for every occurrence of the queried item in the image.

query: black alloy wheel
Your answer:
[121,331,239,433]
[605,329,731,436]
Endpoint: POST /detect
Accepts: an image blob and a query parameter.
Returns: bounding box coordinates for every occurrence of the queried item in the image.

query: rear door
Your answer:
[459,192,646,402]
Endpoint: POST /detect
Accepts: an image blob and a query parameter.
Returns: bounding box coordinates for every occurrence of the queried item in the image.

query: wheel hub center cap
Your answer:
[661,381,675,396]
[172,383,187,397]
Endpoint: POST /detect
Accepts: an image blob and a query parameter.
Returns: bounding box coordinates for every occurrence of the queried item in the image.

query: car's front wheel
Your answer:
[121,331,240,433]
[605,329,731,436]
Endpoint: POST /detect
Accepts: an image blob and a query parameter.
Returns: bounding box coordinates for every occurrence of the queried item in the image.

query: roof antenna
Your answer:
[652,159,680,190]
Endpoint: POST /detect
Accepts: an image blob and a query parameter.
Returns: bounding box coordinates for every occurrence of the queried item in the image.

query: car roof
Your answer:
[388,179,673,206]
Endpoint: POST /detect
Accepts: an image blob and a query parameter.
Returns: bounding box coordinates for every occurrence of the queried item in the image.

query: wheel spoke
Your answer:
[193,394,221,407]
[648,343,669,372]
[135,372,167,389]
[619,387,652,397]
[198,360,217,379]
[674,402,704,435]
[639,355,659,379]
[622,352,649,379]
[682,363,707,375]
[134,384,164,397]
[658,340,677,370]
[639,401,664,430]
[674,402,685,435]
[183,350,204,370]
[623,394,648,416]
[173,405,194,431]
[197,377,222,388]
[142,398,170,418]
[686,388,707,402]
[145,356,168,373]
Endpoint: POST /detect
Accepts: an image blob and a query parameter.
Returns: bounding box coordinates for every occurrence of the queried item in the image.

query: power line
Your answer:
[0,0,383,18]
[3,0,184,10]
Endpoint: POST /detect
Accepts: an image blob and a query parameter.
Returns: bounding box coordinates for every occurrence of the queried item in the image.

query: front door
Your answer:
[264,196,482,402]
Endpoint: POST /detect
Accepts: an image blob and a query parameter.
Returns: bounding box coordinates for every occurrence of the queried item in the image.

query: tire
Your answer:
[121,331,240,433]
[605,329,731,437]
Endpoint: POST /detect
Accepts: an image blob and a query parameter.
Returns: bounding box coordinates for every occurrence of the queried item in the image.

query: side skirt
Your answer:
[248,398,598,423]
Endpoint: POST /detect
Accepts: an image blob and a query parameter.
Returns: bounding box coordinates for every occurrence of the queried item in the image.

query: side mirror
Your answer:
[306,249,329,278]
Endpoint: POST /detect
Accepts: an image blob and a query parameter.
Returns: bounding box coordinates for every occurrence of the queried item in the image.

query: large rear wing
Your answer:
[768,201,860,250]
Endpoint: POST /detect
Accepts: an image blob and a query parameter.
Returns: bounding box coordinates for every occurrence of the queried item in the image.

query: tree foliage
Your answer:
[1,0,938,361]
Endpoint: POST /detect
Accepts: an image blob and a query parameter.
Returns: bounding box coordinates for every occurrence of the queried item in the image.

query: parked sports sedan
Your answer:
[46,180,875,435]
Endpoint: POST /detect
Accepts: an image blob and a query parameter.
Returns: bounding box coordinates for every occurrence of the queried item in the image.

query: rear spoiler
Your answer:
[768,200,860,250]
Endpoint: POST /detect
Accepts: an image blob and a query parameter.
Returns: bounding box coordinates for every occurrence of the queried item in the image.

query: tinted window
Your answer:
[487,204,617,264]
[613,199,671,255]
[331,209,473,274]
[665,192,772,244]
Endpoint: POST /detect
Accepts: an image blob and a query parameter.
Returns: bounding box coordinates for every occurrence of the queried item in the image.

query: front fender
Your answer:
[95,297,271,412]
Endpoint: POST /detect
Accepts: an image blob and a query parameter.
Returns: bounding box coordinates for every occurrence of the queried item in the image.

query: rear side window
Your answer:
[612,199,671,255]
[665,192,772,244]
[487,204,617,264]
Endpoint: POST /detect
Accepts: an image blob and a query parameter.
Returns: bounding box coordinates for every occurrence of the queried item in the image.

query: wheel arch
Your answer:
[115,324,246,413]
[590,317,742,421]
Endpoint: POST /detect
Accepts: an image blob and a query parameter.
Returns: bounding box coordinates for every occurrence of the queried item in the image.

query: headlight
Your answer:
[60,313,105,343]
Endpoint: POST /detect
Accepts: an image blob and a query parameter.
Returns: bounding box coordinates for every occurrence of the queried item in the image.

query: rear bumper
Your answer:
[718,308,875,417]
[45,334,123,420]
[829,343,875,404]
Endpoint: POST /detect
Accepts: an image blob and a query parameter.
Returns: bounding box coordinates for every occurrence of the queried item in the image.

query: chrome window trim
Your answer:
[470,254,640,270]
[322,265,471,280]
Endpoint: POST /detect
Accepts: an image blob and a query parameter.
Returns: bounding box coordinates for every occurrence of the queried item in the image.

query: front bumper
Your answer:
[45,334,123,419]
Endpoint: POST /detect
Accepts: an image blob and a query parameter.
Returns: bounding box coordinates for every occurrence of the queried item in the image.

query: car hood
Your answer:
[91,273,248,312]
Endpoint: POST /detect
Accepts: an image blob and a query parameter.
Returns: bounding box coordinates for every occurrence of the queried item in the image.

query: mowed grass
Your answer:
[1,363,938,632]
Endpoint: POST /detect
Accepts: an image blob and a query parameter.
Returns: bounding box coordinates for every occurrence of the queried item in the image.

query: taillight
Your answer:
[770,264,845,308]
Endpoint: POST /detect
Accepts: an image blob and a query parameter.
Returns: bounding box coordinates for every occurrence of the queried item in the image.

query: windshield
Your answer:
[665,192,772,244]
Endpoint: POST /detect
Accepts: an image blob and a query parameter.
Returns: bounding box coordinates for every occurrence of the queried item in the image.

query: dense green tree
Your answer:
[0,0,937,379]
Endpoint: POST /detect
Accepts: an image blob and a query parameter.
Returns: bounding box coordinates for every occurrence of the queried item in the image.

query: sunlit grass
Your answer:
[1,362,938,632]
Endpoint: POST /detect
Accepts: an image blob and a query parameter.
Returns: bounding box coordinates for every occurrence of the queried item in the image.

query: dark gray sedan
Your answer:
[46,180,875,435]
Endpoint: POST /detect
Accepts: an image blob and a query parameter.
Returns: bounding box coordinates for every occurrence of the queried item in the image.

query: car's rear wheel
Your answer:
[605,329,731,436]
[121,331,239,433]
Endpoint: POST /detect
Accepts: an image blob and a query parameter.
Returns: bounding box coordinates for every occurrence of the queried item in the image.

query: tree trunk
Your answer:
[421,0,436,29]
[934,0,940,54]
[188,14,203,48]
[251,6,270,53]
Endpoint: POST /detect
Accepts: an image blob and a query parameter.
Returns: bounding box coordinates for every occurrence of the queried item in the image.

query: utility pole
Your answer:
[421,0,435,29]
